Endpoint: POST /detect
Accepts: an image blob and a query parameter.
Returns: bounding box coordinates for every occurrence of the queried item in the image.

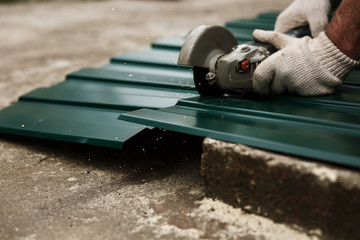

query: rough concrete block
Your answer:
[201,138,360,240]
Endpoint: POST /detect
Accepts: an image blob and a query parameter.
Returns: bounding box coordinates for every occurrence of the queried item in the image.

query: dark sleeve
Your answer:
[329,0,342,10]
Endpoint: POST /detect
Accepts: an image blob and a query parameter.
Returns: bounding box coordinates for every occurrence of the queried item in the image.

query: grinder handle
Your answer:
[247,26,311,53]
[285,26,311,38]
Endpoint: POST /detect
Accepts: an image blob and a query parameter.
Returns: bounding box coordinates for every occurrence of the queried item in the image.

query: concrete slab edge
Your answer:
[201,138,360,240]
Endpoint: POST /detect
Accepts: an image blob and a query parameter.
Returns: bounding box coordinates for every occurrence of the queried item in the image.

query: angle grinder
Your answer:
[177,25,310,97]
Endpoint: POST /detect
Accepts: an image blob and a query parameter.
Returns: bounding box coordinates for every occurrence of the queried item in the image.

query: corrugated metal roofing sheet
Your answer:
[0,12,359,168]
[120,85,360,168]
[0,46,198,148]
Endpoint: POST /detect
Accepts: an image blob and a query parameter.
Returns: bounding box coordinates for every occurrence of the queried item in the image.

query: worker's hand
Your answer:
[252,30,359,96]
[275,0,331,37]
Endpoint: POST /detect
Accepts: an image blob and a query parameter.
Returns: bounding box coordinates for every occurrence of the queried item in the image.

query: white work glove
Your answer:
[252,30,359,96]
[275,0,331,37]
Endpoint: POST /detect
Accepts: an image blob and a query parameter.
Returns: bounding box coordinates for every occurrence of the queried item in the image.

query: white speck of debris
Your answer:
[128,74,133,77]
[311,167,338,182]
[21,124,25,128]
[20,234,37,240]
[244,205,252,211]
[53,59,71,68]
[188,188,202,196]
[68,184,79,191]
[308,228,322,237]
[83,217,100,224]
[67,177,78,182]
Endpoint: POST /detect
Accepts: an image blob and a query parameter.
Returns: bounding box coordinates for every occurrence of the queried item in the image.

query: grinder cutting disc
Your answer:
[178,25,238,97]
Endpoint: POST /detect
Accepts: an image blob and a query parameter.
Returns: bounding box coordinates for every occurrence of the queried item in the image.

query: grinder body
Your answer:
[178,25,310,97]
[213,41,275,92]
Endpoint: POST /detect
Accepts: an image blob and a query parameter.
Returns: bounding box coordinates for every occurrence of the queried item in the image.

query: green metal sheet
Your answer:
[111,49,183,68]
[344,70,360,84]
[0,102,143,148]
[149,16,280,50]
[225,18,275,30]
[120,86,360,168]
[151,37,185,51]
[0,50,197,148]
[68,66,195,91]
[256,12,281,20]
[0,12,359,169]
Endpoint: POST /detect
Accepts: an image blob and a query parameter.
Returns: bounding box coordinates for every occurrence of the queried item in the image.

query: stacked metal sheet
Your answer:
[0,13,359,168]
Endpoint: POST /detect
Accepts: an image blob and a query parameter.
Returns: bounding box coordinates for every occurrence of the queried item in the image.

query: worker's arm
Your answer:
[252,0,360,96]
[326,0,360,60]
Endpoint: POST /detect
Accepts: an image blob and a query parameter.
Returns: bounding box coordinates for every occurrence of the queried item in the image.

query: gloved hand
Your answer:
[275,0,331,37]
[252,30,359,96]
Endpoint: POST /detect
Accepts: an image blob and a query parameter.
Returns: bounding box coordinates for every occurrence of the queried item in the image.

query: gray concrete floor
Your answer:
[0,0,320,239]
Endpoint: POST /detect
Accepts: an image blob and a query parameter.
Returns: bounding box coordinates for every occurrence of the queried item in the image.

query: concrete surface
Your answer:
[201,138,360,240]
[0,0,328,239]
